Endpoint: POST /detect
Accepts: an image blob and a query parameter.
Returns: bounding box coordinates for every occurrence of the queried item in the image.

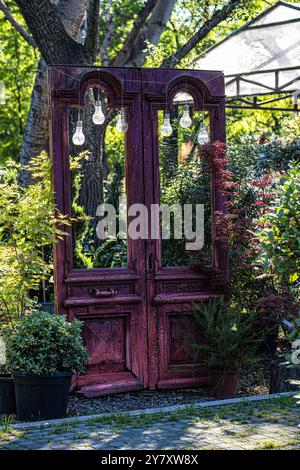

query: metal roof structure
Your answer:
[194,1,300,111]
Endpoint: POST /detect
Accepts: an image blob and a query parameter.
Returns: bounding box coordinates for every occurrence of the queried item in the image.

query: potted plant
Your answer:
[0,153,71,417]
[0,340,16,416]
[190,299,263,398]
[6,310,89,421]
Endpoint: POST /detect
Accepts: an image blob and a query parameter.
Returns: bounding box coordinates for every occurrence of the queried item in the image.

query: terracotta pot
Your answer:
[210,370,240,398]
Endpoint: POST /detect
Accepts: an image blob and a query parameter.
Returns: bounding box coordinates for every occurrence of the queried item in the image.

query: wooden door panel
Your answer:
[83,316,128,369]
[157,303,208,389]
[71,304,145,396]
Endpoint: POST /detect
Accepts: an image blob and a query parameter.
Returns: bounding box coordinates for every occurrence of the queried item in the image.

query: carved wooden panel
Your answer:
[83,315,128,370]
[67,281,135,298]
[168,313,203,366]
[157,304,208,389]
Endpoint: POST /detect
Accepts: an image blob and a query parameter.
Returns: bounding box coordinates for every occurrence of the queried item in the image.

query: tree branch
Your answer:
[14,0,87,64]
[0,1,36,48]
[85,0,100,62]
[100,11,115,66]
[112,0,159,66]
[57,0,88,40]
[161,0,244,68]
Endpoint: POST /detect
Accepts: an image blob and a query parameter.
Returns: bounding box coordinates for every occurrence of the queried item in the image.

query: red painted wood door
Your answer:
[50,67,226,396]
[51,67,149,397]
[142,69,227,390]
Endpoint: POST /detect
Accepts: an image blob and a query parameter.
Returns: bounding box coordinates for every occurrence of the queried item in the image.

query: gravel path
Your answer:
[67,363,270,417]
[67,389,211,417]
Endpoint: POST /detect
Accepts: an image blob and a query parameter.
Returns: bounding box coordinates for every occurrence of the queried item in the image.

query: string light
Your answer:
[72,111,85,146]
[116,108,128,133]
[161,112,173,137]
[197,115,210,145]
[93,99,105,125]
[180,104,192,129]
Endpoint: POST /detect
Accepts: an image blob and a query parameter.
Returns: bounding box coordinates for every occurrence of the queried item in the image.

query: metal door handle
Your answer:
[89,288,118,297]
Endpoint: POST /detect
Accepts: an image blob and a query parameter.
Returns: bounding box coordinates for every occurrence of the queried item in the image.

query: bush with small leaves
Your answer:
[6,311,89,375]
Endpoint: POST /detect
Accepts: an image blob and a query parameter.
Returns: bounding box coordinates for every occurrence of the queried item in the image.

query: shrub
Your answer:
[0,153,71,327]
[189,299,264,371]
[258,162,300,290]
[5,311,89,375]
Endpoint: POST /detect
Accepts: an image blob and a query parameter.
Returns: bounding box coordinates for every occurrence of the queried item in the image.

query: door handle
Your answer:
[89,288,118,298]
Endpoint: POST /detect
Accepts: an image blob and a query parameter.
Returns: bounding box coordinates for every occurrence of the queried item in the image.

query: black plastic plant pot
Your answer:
[13,371,72,421]
[0,374,16,416]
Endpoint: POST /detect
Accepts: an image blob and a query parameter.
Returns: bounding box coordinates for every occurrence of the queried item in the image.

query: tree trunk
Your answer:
[73,93,105,217]
[18,0,88,184]
[19,58,48,184]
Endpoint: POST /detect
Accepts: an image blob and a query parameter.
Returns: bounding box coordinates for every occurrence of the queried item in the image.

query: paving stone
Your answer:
[1,400,299,450]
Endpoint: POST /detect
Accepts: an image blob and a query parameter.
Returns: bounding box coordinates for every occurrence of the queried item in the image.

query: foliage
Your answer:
[0,2,38,163]
[5,310,89,374]
[159,152,212,266]
[227,105,300,143]
[257,163,300,289]
[227,135,300,179]
[208,140,300,329]
[94,239,127,268]
[71,121,127,269]
[0,0,287,166]
[0,152,70,328]
[285,310,300,343]
[144,0,276,68]
[190,298,264,371]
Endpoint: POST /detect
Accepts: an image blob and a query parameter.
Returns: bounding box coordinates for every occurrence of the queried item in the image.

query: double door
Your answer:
[51,66,226,396]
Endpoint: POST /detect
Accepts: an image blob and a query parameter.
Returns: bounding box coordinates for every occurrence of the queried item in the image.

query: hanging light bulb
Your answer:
[116,109,128,133]
[77,11,87,45]
[293,90,300,109]
[78,29,87,45]
[50,0,60,5]
[93,100,105,125]
[197,120,210,145]
[161,112,173,137]
[72,119,85,146]
[180,104,192,129]
[0,81,6,105]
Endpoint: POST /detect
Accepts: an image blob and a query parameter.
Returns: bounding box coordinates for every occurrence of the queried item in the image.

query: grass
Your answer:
[255,441,280,450]
[30,394,299,431]
[0,394,298,450]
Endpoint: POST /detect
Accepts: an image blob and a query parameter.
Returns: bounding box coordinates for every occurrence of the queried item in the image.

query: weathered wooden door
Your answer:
[142,69,227,389]
[50,67,226,396]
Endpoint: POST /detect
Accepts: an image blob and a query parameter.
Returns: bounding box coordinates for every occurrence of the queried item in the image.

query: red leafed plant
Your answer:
[201,142,300,330]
